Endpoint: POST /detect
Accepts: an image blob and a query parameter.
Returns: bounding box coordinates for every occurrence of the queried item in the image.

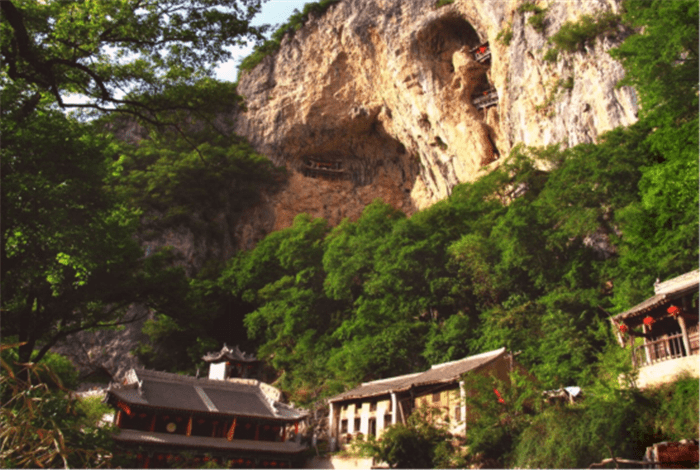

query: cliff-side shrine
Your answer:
[473,86,499,110]
[105,345,308,468]
[470,42,491,64]
[470,41,498,110]
[302,158,346,180]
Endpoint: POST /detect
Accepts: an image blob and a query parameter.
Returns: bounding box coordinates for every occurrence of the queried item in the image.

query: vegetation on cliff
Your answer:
[1,0,698,467]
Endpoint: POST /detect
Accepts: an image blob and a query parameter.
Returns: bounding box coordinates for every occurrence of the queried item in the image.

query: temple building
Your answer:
[105,346,308,468]
[611,269,699,388]
[327,347,520,450]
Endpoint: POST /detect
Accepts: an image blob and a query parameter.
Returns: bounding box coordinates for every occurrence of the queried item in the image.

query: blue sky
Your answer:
[215,0,311,82]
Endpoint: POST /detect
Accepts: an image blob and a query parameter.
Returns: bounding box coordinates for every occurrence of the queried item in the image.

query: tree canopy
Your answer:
[1,0,265,120]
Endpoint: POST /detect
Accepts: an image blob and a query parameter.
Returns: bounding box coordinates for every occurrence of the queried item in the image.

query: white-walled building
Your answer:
[327,347,519,450]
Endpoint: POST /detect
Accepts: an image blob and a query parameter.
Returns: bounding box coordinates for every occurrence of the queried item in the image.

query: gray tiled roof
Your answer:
[329,348,507,402]
[613,270,699,323]
[107,369,307,421]
[113,429,307,454]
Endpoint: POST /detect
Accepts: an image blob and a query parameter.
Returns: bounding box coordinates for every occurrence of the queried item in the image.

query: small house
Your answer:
[611,269,699,388]
[105,345,308,468]
[327,347,519,450]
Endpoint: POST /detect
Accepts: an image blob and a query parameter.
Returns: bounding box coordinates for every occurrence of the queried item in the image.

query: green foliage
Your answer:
[610,0,698,123]
[497,24,513,46]
[362,407,456,468]
[435,0,455,7]
[0,344,117,468]
[1,92,190,367]
[550,11,621,53]
[76,396,114,426]
[1,344,79,390]
[463,370,539,467]
[513,393,653,468]
[646,375,699,441]
[518,3,548,33]
[0,0,265,120]
[543,47,559,62]
[114,131,282,235]
[238,0,341,74]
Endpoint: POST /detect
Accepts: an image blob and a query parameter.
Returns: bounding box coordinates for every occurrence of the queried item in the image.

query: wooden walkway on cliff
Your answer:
[302,159,347,180]
[470,42,491,64]
[472,87,499,110]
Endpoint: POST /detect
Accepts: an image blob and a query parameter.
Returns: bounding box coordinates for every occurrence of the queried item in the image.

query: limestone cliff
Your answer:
[233,0,637,241]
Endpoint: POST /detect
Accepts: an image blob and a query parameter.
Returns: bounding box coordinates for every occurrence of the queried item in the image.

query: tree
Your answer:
[362,406,456,469]
[1,0,265,121]
[1,92,188,366]
[0,344,118,468]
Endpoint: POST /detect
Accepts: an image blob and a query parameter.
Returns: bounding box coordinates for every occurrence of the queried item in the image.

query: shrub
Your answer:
[550,11,621,53]
[435,0,455,7]
[359,405,461,468]
[543,47,559,62]
[518,3,548,33]
[0,344,79,390]
[497,25,513,46]
[513,390,656,468]
[0,344,117,468]
[647,375,699,441]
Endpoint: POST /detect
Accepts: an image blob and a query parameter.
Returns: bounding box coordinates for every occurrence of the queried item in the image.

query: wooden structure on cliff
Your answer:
[105,345,308,468]
[302,159,346,180]
[472,87,499,110]
[470,42,491,64]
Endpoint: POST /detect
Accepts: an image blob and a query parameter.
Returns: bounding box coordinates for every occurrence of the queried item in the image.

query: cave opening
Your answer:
[411,14,482,84]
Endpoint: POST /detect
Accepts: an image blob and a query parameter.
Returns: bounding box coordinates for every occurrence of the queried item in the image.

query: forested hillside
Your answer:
[138,0,698,400]
[1,0,698,467]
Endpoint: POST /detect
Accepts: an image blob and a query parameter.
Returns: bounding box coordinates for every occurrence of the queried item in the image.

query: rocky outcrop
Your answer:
[233,0,637,239]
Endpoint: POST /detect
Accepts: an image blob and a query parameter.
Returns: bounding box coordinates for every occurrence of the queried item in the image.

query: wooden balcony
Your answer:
[470,43,491,64]
[472,88,499,110]
[631,327,700,388]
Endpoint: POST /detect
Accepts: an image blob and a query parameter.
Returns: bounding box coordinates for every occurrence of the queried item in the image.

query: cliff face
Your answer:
[233,0,637,242]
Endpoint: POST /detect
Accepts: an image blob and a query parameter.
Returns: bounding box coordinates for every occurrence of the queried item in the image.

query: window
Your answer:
[454,405,461,422]
[354,418,361,433]
[384,414,392,427]
[370,401,377,412]
[340,419,348,433]
[432,392,441,403]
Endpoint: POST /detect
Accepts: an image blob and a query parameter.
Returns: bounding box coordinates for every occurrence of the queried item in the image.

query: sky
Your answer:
[214,0,311,82]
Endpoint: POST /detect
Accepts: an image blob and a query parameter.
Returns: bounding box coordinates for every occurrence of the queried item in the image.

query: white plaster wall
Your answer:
[637,355,700,389]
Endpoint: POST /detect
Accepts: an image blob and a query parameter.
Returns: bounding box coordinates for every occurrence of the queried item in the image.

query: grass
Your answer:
[550,11,621,53]
[497,24,513,46]
[518,3,548,33]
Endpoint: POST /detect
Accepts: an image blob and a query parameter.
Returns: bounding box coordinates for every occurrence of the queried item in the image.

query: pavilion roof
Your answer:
[107,369,307,421]
[202,344,260,363]
[328,347,507,402]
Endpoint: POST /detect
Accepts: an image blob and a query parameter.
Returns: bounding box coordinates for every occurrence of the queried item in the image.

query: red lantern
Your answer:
[643,316,655,328]
[668,305,680,317]
[618,324,629,334]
